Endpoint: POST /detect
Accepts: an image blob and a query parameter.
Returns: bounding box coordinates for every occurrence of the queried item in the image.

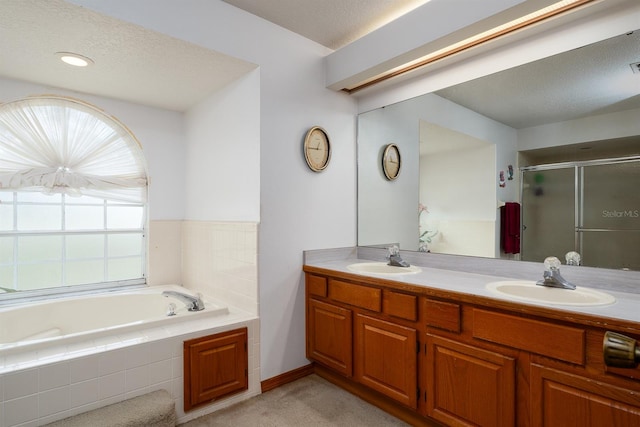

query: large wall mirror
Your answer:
[358,29,640,271]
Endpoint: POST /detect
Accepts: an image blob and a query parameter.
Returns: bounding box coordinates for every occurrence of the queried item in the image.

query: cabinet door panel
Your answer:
[307,298,353,376]
[426,334,515,427]
[531,364,640,426]
[355,314,417,408]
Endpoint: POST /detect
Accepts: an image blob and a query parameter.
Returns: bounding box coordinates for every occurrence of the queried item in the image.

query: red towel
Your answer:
[500,202,520,254]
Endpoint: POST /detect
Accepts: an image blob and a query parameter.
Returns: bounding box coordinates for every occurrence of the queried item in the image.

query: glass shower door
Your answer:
[521,168,576,263]
[579,161,640,270]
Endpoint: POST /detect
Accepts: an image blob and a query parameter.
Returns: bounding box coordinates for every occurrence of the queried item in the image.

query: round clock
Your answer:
[303,126,331,172]
[382,143,401,180]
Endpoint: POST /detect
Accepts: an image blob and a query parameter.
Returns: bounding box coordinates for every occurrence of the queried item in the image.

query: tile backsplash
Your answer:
[181,221,258,315]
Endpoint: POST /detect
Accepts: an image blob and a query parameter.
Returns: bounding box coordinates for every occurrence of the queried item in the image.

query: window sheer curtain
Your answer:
[0,96,147,203]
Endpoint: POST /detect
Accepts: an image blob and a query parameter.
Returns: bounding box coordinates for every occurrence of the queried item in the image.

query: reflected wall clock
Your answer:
[382,143,401,180]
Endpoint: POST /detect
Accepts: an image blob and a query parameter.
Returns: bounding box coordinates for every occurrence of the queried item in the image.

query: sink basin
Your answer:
[347,262,422,276]
[486,280,615,306]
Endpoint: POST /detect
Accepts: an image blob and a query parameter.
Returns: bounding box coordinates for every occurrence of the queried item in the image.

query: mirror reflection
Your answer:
[358,29,640,270]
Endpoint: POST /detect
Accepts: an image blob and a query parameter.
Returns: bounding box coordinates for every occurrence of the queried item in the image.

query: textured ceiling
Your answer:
[222,0,430,50]
[1,0,638,129]
[0,0,256,112]
[435,30,640,129]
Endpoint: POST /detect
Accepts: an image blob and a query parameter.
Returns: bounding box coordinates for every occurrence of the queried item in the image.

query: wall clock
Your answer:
[382,143,401,180]
[303,126,331,172]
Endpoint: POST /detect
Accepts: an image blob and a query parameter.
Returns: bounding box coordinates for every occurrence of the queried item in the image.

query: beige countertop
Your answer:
[304,253,640,325]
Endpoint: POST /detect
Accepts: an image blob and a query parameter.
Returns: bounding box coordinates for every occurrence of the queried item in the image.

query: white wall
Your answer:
[358,92,516,252]
[72,0,358,381]
[184,70,260,221]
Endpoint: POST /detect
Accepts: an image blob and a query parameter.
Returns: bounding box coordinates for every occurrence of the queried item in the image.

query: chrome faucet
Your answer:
[162,290,205,311]
[536,256,576,290]
[387,245,411,267]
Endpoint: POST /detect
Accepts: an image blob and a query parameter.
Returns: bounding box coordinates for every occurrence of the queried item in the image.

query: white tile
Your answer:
[148,359,172,385]
[39,362,69,391]
[123,343,149,369]
[3,394,38,426]
[0,373,4,401]
[0,401,5,427]
[171,357,183,379]
[98,372,125,400]
[98,349,126,376]
[147,341,173,363]
[4,369,37,400]
[69,379,98,408]
[125,365,148,392]
[38,387,69,417]
[69,355,99,384]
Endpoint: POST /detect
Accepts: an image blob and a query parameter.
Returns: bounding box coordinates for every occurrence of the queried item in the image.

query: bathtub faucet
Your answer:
[162,291,205,311]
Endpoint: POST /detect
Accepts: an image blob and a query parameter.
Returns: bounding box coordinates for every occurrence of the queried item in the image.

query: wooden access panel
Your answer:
[184,328,248,411]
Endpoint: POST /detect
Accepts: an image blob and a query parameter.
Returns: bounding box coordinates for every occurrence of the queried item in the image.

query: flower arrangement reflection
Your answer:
[418,203,439,252]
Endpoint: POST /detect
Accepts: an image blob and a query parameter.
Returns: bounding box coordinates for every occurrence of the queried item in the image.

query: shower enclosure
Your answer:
[521,157,640,270]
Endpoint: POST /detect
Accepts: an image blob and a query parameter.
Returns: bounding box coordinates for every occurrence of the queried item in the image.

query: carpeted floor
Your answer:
[179,374,410,426]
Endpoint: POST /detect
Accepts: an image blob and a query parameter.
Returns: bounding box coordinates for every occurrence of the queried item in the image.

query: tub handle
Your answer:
[166,303,177,317]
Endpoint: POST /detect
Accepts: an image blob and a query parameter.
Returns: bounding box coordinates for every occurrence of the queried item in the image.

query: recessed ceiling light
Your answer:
[55,52,94,67]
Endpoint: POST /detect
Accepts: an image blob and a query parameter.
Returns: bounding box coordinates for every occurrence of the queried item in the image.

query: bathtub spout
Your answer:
[162,291,205,312]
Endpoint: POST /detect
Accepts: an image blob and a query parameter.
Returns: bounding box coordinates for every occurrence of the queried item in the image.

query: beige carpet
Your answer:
[180,374,410,426]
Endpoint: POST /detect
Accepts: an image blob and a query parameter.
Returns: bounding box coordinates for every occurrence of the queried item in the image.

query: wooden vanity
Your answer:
[304,264,640,426]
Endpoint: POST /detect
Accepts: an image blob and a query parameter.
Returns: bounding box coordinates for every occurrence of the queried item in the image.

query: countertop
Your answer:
[304,255,640,326]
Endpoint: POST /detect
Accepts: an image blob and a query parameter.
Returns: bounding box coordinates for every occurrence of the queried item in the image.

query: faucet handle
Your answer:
[543,256,562,271]
[565,251,581,266]
[388,245,399,256]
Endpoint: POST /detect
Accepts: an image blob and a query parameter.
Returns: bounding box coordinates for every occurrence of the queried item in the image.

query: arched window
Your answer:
[0,96,148,298]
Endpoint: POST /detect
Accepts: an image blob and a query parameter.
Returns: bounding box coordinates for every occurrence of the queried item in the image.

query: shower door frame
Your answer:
[520,155,640,267]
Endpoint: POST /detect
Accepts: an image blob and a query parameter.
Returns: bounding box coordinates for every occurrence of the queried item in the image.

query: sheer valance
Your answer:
[0,96,147,203]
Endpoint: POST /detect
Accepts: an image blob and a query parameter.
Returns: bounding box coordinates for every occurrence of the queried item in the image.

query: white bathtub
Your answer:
[0,284,228,354]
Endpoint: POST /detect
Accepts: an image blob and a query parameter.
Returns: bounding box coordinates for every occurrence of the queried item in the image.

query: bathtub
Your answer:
[0,284,228,354]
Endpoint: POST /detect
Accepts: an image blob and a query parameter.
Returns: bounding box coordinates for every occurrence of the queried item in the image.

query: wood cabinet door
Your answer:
[354,313,418,408]
[307,298,353,376]
[531,364,640,426]
[426,334,515,426]
[184,328,248,411]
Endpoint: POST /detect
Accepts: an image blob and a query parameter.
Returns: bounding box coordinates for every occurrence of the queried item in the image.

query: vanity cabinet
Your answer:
[303,266,640,426]
[531,363,640,426]
[305,273,419,408]
[355,314,418,408]
[307,298,353,376]
[183,328,248,411]
[426,334,515,426]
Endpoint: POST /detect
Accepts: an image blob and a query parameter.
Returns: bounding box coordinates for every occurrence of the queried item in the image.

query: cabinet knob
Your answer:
[603,331,640,368]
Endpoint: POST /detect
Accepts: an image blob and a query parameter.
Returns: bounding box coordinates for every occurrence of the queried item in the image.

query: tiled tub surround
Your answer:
[304,247,640,323]
[0,221,260,426]
[0,308,259,427]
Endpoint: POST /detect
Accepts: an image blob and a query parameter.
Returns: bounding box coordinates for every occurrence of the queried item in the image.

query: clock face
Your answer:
[382,144,401,180]
[304,127,331,172]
